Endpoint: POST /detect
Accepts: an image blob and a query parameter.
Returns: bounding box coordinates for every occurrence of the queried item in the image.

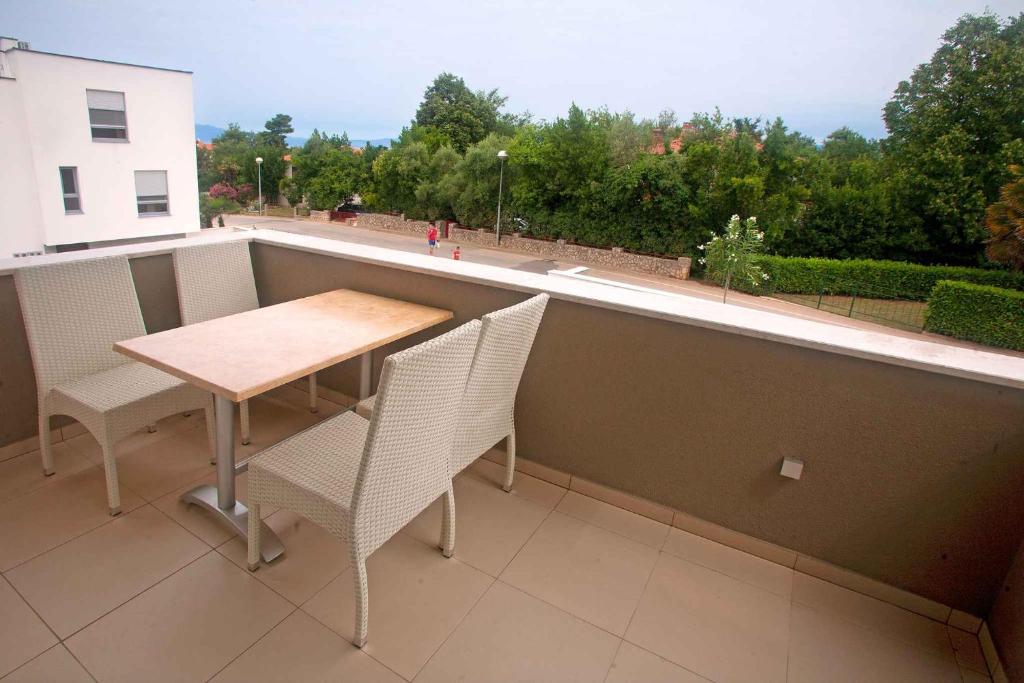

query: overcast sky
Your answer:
[1,0,1020,141]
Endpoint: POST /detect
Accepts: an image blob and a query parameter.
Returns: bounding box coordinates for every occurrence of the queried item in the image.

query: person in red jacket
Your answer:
[427,223,439,255]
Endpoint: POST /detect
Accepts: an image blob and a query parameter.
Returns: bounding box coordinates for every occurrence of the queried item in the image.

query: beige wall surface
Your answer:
[1,244,1023,619]
[250,243,1024,616]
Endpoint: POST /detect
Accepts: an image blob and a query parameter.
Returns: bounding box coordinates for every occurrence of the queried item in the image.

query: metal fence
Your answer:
[760,278,928,332]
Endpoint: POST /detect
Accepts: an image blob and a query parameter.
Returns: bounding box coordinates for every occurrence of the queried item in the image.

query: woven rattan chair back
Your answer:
[351,319,481,557]
[452,293,549,475]
[173,241,259,326]
[15,256,146,399]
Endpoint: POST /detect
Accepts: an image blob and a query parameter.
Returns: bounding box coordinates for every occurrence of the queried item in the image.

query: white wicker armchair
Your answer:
[172,240,319,446]
[356,293,548,491]
[15,256,216,516]
[247,320,481,648]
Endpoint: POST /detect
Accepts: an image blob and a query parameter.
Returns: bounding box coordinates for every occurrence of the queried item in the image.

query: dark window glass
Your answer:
[91,126,127,140]
[88,108,127,127]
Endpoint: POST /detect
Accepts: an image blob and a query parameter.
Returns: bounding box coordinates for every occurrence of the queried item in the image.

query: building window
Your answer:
[86,89,127,141]
[59,167,81,213]
[135,170,169,215]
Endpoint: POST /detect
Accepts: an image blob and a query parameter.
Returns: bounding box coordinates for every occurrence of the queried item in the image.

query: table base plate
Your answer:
[181,484,285,563]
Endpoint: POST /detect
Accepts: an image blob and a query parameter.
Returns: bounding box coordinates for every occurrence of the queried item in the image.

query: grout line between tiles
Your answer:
[0,476,148,575]
[202,605,298,683]
[56,545,216,646]
[601,639,626,683]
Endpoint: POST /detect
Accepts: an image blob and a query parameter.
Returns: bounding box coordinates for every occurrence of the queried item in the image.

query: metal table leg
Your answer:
[359,351,372,399]
[181,394,284,562]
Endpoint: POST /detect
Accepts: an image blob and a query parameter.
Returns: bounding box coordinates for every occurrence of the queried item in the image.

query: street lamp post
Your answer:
[255,156,264,216]
[496,150,508,245]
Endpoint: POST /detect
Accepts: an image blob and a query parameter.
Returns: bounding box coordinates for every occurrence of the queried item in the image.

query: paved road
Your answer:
[218,214,1020,356]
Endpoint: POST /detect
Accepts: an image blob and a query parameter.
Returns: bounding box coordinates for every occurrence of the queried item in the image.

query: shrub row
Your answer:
[721,256,1024,301]
[924,281,1024,350]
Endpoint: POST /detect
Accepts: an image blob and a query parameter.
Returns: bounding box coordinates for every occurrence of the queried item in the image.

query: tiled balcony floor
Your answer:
[0,391,993,682]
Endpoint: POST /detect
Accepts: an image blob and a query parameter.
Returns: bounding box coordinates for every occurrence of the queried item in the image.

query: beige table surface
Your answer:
[115,289,453,402]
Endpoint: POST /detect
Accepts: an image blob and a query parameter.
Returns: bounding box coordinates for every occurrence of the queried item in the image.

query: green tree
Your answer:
[414,73,508,152]
[883,12,1024,263]
[305,148,367,210]
[699,215,770,301]
[261,113,294,147]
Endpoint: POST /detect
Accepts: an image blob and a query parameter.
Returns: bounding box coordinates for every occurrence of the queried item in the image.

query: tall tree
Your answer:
[414,73,508,152]
[261,113,294,147]
[883,12,1024,263]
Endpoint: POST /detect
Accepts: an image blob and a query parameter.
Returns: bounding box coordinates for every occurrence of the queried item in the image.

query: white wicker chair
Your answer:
[173,240,319,446]
[15,256,216,516]
[247,319,481,647]
[356,293,548,491]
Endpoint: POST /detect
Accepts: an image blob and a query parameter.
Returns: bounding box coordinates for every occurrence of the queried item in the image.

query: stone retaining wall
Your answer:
[351,213,690,279]
[310,210,331,223]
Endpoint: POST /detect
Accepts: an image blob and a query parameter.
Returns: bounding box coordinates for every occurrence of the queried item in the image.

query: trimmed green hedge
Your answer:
[723,256,1024,301]
[924,281,1024,350]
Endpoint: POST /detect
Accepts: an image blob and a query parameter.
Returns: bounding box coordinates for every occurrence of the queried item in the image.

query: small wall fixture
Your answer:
[780,457,804,480]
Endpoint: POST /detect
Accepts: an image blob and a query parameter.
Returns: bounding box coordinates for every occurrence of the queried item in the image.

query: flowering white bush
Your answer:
[698,215,769,302]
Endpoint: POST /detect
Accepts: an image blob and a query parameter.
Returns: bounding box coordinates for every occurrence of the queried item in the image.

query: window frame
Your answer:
[59,166,82,214]
[134,170,170,217]
[86,89,129,143]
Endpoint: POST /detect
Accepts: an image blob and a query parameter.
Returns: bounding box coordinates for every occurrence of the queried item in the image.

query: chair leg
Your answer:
[100,440,122,516]
[308,373,318,413]
[247,503,261,571]
[204,398,217,465]
[39,413,55,476]
[503,427,516,492]
[353,556,369,648]
[441,483,456,558]
[240,399,251,445]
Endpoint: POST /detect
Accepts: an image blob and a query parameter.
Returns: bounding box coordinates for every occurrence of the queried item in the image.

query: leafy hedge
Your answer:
[722,256,1024,301]
[924,281,1024,350]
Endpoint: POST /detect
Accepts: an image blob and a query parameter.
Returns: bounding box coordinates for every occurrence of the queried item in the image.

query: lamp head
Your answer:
[497,150,508,160]
[255,157,263,164]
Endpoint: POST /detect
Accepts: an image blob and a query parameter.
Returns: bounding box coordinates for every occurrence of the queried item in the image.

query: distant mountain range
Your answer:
[194,123,392,149]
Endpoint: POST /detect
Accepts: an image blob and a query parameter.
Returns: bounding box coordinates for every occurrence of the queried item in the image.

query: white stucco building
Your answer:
[0,37,199,257]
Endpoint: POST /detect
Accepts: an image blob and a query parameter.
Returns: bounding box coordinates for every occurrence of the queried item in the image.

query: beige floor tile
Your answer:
[788,603,962,683]
[605,642,709,683]
[499,511,659,635]
[0,442,94,505]
[107,425,216,502]
[152,469,275,548]
[413,581,618,683]
[463,456,567,509]
[218,510,350,605]
[625,552,789,683]
[6,505,207,638]
[1,645,92,683]
[211,610,402,683]
[792,572,953,660]
[556,491,669,549]
[64,411,203,466]
[302,533,492,680]
[0,577,57,678]
[415,581,620,683]
[403,473,551,576]
[0,467,144,572]
[948,626,990,674]
[662,527,793,598]
[65,552,292,683]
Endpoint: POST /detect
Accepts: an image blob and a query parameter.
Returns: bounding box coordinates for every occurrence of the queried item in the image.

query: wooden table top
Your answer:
[115,289,453,402]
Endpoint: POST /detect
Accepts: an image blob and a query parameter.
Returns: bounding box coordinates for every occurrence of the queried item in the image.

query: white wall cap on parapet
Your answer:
[2,227,1023,391]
